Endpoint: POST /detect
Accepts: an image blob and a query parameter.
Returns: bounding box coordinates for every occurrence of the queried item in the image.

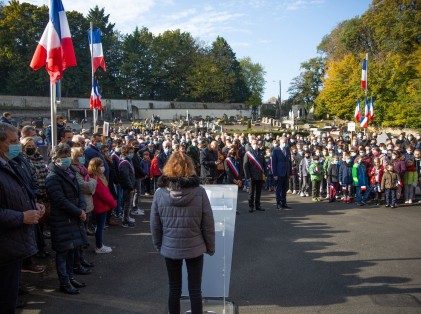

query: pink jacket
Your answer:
[91,175,117,214]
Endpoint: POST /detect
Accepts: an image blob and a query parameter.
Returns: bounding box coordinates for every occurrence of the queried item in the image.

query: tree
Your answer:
[239,56,264,110]
[287,57,325,117]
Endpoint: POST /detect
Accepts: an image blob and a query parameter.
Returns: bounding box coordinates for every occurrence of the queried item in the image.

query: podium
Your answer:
[180,185,238,313]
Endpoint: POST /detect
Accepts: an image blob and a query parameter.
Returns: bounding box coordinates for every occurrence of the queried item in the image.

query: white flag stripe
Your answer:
[90,43,104,58]
[58,11,71,38]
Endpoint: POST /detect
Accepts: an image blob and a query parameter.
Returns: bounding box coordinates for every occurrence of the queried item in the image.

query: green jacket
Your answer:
[309,161,323,181]
[404,169,418,185]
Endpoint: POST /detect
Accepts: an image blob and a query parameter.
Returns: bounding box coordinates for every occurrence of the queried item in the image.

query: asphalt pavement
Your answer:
[19,189,421,314]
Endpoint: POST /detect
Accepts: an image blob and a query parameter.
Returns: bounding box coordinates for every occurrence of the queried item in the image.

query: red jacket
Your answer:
[91,175,117,214]
[368,165,384,185]
[150,156,161,177]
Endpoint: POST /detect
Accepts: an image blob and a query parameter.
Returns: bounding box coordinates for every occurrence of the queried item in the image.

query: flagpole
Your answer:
[364,52,368,134]
[50,82,57,147]
[90,22,97,132]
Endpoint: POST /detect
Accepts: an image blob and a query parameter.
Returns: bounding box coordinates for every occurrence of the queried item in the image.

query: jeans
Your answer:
[95,212,107,248]
[0,260,21,313]
[355,185,370,204]
[404,184,414,201]
[385,188,397,205]
[275,176,288,206]
[56,249,75,285]
[115,185,124,216]
[123,190,134,223]
[248,179,263,209]
[165,255,204,314]
[133,178,142,209]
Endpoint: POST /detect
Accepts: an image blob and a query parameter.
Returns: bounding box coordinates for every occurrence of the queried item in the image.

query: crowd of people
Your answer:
[1,112,421,312]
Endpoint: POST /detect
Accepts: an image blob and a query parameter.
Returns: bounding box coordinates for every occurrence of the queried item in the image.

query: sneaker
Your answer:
[304,192,310,197]
[286,190,292,194]
[122,221,136,228]
[312,198,318,202]
[385,204,390,207]
[131,209,145,216]
[95,245,112,254]
[404,201,409,204]
[361,201,367,205]
[292,190,297,194]
[128,216,136,223]
[145,192,150,196]
[408,199,413,204]
[391,205,395,208]
[299,192,305,197]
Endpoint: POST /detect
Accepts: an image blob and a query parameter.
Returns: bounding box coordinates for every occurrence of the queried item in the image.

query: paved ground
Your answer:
[19,190,421,314]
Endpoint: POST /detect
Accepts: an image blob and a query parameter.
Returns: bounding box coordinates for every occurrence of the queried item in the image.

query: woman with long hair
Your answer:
[150,151,215,314]
[88,157,117,254]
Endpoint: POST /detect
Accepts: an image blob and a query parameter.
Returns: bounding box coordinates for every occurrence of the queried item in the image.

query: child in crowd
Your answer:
[352,155,370,206]
[403,159,418,204]
[309,155,323,201]
[149,149,161,192]
[381,164,400,208]
[118,145,136,228]
[141,151,152,195]
[298,150,311,197]
[339,153,354,203]
[288,146,300,194]
[327,155,340,202]
[264,148,274,191]
[368,157,384,205]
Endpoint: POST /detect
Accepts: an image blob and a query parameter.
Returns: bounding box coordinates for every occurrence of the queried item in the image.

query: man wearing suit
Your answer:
[272,137,293,209]
[244,139,266,212]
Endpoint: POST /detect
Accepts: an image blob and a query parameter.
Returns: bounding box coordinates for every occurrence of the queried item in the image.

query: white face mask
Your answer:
[252,144,258,150]
[100,166,105,173]
[280,143,286,149]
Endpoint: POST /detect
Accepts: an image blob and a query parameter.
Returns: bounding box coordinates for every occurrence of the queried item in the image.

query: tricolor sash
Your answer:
[226,157,240,178]
[246,151,264,173]
[118,159,134,174]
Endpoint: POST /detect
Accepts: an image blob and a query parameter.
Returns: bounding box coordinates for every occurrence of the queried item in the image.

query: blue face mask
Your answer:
[5,143,22,160]
[95,142,103,149]
[78,156,85,165]
[59,157,72,169]
[128,153,134,159]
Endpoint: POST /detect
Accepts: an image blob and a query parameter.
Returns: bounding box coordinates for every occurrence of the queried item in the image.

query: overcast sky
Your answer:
[26,0,372,101]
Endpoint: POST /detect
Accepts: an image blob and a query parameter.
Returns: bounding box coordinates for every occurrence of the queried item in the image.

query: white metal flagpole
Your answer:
[50,82,57,147]
[90,22,97,132]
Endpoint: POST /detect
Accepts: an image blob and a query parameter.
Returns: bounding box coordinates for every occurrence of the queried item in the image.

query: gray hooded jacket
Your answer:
[150,176,215,259]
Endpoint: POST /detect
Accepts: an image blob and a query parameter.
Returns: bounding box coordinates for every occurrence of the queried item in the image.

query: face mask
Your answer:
[305,155,310,159]
[96,142,102,149]
[381,149,387,154]
[252,144,258,150]
[392,156,396,160]
[32,136,41,143]
[327,145,332,149]
[329,153,333,157]
[407,151,413,155]
[315,152,320,156]
[387,146,393,150]
[128,153,134,159]
[359,153,365,156]
[59,157,72,169]
[416,136,421,140]
[280,143,286,149]
[373,152,379,157]
[408,136,413,141]
[337,149,342,153]
[5,143,21,160]
[192,142,197,147]
[99,166,105,173]
[346,159,351,163]
[351,152,357,157]
[115,147,121,153]
[78,156,85,165]
[25,147,36,156]
[164,148,171,154]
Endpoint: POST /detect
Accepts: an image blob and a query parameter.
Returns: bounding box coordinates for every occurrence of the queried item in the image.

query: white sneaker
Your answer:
[299,192,305,197]
[95,245,112,254]
[286,190,292,194]
[304,192,309,197]
[128,216,136,223]
[145,192,150,196]
[131,209,145,216]
[292,190,297,195]
[408,199,412,204]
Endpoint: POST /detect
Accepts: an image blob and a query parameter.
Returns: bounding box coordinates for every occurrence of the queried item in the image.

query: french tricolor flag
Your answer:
[30,0,76,82]
[90,80,102,110]
[361,59,367,91]
[360,97,369,128]
[368,97,374,122]
[88,28,106,72]
[354,99,361,122]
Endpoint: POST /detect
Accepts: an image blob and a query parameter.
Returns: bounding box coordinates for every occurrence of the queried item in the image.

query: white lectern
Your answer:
[180,184,238,314]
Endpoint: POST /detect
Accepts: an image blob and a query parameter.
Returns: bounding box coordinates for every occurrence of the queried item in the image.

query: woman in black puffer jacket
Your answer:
[151,151,215,314]
[46,143,87,295]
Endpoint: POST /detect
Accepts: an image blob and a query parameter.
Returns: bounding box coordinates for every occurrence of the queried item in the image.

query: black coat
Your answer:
[200,147,218,179]
[131,151,145,179]
[0,161,37,266]
[118,157,135,191]
[46,163,87,252]
[243,148,266,180]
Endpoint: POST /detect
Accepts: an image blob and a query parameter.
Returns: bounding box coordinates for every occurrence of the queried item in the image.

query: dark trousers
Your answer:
[248,179,263,209]
[57,249,75,285]
[165,255,204,314]
[95,212,107,248]
[0,260,22,313]
[275,176,289,206]
[311,180,321,198]
[385,188,397,205]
